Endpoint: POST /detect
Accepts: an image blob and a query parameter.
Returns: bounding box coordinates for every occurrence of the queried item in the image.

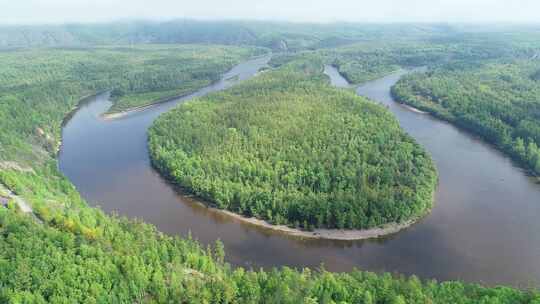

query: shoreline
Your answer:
[57,91,110,157]
[151,152,432,241]
[399,103,429,114]
[61,90,110,127]
[216,207,419,240]
[165,180,429,241]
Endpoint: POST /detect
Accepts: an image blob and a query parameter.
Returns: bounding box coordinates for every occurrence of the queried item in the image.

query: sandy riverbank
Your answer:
[188,199,420,241]
[399,103,429,114]
[101,85,215,120]
[101,91,196,120]
[101,102,163,120]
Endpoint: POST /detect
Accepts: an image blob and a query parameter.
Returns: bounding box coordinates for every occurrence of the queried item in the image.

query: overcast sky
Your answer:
[2,0,540,25]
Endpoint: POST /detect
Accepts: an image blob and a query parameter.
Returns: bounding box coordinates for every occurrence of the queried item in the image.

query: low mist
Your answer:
[2,0,540,25]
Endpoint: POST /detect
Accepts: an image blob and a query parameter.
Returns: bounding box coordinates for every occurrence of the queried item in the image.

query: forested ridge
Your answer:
[149,57,438,230]
[1,22,540,302]
[0,20,463,51]
[392,59,540,175]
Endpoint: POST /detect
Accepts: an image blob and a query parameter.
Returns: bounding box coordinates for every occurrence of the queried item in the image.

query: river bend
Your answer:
[59,60,540,287]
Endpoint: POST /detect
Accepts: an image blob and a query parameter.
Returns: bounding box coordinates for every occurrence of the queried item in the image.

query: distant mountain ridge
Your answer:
[0,20,463,50]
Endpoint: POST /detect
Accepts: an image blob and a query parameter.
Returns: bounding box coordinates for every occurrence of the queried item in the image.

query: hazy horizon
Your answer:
[2,0,540,25]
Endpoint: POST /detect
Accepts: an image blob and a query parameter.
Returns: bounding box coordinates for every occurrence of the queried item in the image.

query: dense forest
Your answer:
[1,21,540,302]
[392,60,540,175]
[149,57,438,230]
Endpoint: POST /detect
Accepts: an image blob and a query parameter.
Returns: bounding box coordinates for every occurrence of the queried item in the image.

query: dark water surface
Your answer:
[59,60,540,288]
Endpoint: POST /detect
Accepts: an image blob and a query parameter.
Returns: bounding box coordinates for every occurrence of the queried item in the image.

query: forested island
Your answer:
[148,57,437,233]
[1,21,540,302]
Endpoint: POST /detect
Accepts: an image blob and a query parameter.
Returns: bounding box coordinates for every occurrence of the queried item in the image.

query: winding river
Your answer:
[59,58,540,288]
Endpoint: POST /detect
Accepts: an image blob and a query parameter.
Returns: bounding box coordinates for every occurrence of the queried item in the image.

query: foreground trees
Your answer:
[149,58,438,230]
[2,208,539,303]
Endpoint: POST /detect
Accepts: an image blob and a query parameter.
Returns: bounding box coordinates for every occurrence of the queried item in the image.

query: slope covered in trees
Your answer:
[392,60,540,175]
[149,58,438,230]
[3,208,539,303]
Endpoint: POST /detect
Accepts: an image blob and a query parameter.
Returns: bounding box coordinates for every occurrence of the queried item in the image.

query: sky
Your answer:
[2,0,540,25]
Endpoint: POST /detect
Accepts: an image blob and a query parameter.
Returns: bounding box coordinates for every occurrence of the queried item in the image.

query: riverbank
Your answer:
[101,92,194,120]
[399,103,428,114]
[211,205,420,240]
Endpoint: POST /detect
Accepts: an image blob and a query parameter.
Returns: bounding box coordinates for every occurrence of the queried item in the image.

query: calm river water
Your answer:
[59,59,540,288]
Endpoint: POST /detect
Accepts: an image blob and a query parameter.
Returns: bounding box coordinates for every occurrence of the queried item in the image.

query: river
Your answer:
[59,59,540,288]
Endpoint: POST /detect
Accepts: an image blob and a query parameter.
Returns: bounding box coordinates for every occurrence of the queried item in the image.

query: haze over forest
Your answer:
[3,0,540,24]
